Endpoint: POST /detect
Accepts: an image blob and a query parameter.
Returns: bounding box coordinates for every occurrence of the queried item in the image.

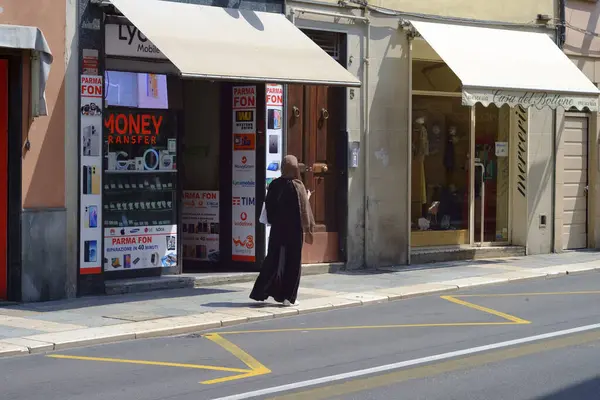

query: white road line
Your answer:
[211,322,600,400]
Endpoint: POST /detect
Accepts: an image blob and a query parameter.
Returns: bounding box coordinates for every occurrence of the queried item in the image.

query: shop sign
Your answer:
[182,190,219,262]
[105,24,167,60]
[264,84,284,254]
[79,75,104,275]
[104,109,167,145]
[462,88,599,111]
[232,85,257,262]
[103,225,177,270]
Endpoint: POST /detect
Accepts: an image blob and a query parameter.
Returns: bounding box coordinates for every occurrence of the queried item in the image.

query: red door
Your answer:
[0,59,7,299]
[287,85,342,264]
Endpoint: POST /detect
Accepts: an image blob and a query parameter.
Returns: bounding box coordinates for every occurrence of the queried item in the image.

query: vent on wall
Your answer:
[302,29,341,61]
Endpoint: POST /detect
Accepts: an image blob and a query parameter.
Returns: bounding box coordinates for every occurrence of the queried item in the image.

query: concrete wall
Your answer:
[562,0,600,250]
[288,4,411,268]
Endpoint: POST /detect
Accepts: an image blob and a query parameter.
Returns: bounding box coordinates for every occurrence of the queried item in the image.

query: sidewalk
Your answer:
[1,251,599,357]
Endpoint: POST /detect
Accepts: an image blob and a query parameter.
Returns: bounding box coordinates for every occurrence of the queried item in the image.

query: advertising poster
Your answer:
[103,225,177,270]
[182,190,219,262]
[232,86,257,262]
[264,84,284,254]
[80,75,104,275]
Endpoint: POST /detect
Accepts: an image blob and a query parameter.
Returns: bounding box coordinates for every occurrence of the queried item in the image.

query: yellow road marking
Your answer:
[202,334,271,384]
[47,335,271,385]
[441,295,530,324]
[46,354,249,373]
[457,290,600,298]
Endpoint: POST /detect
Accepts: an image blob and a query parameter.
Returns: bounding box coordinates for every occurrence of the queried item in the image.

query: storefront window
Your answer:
[411,95,471,247]
[102,71,178,271]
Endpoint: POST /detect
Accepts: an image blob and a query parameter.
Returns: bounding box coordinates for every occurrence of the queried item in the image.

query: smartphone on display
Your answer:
[84,240,97,263]
[269,135,278,154]
[89,205,98,228]
[147,73,159,98]
[268,109,282,130]
[91,166,100,194]
[83,166,89,194]
[124,254,131,269]
[84,206,90,228]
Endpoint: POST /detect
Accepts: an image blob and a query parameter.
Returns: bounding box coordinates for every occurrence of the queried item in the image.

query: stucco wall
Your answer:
[0,0,67,209]
[312,0,555,23]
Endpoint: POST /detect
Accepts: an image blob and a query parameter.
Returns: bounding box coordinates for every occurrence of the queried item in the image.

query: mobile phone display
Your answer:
[269,135,278,154]
[89,205,98,228]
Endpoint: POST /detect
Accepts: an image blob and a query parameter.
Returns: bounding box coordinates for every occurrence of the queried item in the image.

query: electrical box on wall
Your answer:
[349,141,360,168]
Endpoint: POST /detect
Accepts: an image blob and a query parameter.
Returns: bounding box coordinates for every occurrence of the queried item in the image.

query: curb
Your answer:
[1,265,599,358]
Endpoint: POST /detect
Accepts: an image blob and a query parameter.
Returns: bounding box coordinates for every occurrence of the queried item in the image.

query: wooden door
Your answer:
[0,59,7,299]
[287,85,342,263]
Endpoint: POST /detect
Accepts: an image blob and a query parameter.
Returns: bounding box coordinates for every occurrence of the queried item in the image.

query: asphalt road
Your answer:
[2,271,600,400]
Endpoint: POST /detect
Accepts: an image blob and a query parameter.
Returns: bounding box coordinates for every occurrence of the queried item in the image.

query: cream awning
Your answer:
[410,20,600,111]
[108,0,360,87]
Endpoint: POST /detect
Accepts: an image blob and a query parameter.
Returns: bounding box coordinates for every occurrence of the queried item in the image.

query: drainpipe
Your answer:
[363,9,371,268]
[406,32,412,264]
[287,6,370,267]
[553,0,566,253]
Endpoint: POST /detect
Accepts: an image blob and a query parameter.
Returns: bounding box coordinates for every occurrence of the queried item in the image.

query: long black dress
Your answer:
[250,178,303,304]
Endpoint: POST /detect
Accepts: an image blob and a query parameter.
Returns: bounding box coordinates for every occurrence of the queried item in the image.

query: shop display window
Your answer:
[102,70,178,272]
[411,95,471,246]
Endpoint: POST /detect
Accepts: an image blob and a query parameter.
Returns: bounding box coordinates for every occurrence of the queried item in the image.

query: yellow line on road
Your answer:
[209,322,518,336]
[457,290,600,298]
[441,295,531,324]
[46,354,250,373]
[202,334,271,384]
[267,329,600,400]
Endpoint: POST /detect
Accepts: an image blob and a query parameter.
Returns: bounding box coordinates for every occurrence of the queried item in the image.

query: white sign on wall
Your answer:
[80,75,104,275]
[264,84,283,254]
[182,190,220,262]
[103,225,178,270]
[232,86,257,262]
[105,24,167,60]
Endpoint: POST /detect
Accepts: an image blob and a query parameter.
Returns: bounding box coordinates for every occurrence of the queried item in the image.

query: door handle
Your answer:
[292,106,301,118]
[312,163,329,174]
[321,108,329,120]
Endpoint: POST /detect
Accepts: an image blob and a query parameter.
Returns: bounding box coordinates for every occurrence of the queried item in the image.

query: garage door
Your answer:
[562,115,588,250]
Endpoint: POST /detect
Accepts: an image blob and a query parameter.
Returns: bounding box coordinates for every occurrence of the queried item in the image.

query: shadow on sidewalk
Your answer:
[0,287,239,314]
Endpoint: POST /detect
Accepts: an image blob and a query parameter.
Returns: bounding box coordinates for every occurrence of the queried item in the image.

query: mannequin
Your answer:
[412,116,428,217]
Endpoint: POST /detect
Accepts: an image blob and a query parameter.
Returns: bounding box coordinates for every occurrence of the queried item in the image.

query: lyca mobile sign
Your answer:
[105,24,167,60]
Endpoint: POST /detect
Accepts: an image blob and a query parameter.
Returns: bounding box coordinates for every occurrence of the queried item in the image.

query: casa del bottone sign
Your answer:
[462,88,599,111]
[105,24,167,60]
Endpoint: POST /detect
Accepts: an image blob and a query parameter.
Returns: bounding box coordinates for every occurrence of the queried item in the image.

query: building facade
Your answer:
[0,1,76,302]
[286,0,598,269]
[560,0,600,251]
[3,0,598,302]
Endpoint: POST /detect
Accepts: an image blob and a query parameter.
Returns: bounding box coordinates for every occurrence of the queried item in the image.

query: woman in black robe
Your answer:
[250,155,315,306]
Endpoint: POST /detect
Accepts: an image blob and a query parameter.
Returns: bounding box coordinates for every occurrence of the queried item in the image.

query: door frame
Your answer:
[283,29,349,263]
[0,53,23,301]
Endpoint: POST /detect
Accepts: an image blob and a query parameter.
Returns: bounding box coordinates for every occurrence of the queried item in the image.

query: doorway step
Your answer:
[410,245,525,265]
[104,263,343,296]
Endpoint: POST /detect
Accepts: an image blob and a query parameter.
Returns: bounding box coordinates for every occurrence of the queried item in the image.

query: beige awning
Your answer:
[108,0,360,87]
[410,20,600,111]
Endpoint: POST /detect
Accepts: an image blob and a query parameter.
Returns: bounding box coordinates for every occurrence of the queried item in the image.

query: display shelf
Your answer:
[105,170,178,174]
